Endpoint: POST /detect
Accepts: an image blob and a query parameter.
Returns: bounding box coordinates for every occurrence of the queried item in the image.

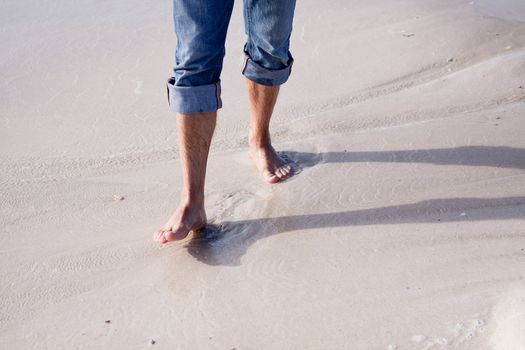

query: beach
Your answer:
[1,0,525,348]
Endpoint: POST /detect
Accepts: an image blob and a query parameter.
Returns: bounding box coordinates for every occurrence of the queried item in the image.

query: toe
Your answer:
[153,230,168,244]
[278,166,293,180]
[275,167,287,179]
[163,226,191,241]
[280,165,292,178]
[264,170,280,184]
[268,175,281,184]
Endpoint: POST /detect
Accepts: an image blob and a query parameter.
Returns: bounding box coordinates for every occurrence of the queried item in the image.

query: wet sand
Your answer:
[1,0,525,349]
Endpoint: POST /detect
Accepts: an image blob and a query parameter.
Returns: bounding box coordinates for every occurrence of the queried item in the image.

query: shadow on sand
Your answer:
[186,196,525,266]
[283,145,525,170]
[183,146,525,266]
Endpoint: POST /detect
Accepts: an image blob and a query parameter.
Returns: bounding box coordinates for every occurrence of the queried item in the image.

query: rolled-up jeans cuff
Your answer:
[241,55,293,86]
[166,78,222,114]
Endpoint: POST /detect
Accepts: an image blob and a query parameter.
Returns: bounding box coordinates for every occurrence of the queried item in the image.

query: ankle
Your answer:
[249,133,271,149]
[179,192,204,209]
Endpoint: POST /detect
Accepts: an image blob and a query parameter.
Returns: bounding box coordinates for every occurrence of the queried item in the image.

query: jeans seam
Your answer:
[245,0,252,54]
[215,82,220,109]
[241,55,249,75]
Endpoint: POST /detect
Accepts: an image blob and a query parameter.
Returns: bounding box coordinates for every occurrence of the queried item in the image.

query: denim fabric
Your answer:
[167,0,296,114]
[167,78,222,114]
[242,0,295,85]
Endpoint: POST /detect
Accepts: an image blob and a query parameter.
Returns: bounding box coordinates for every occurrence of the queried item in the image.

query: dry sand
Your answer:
[1,0,525,349]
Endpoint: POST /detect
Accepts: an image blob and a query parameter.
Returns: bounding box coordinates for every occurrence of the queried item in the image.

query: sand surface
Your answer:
[1,0,525,349]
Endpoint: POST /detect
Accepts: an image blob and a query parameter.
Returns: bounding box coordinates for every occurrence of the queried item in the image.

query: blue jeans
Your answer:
[167,0,297,114]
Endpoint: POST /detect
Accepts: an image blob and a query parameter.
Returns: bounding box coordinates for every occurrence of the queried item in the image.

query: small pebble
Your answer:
[105,320,111,324]
[150,339,156,345]
[447,57,454,63]
[519,86,523,89]
[113,195,125,201]
[402,33,415,37]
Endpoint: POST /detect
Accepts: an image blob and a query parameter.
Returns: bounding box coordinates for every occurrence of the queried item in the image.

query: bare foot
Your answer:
[153,203,207,244]
[250,142,293,184]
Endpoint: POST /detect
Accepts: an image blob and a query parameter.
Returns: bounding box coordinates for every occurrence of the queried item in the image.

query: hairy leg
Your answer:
[153,112,216,243]
[246,80,293,184]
